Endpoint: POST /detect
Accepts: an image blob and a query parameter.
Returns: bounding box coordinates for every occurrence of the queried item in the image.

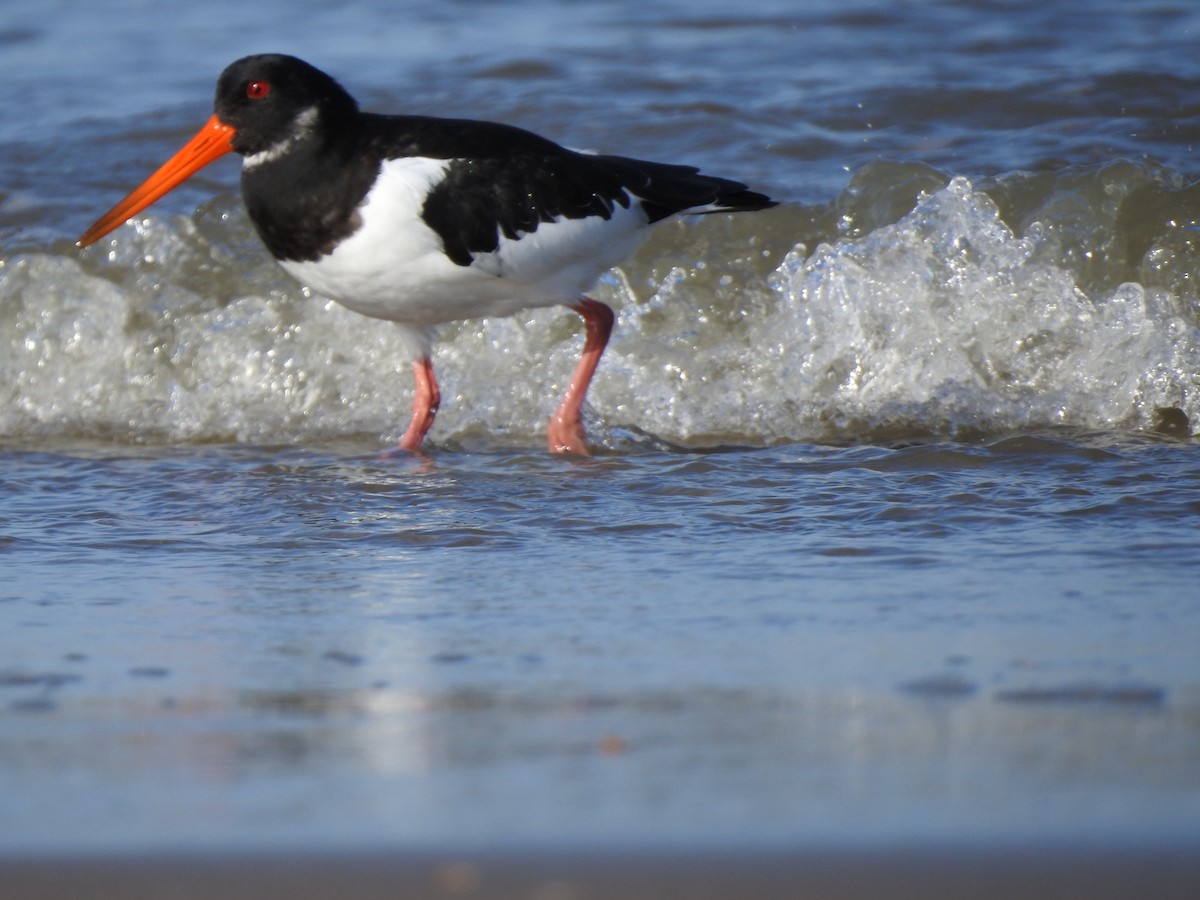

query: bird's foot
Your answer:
[546,416,589,455]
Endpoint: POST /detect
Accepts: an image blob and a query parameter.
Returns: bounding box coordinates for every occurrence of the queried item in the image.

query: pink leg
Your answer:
[547,298,615,455]
[396,357,441,453]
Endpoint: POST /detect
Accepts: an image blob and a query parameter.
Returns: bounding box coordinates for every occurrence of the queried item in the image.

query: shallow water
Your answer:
[2,0,1200,863]
[3,434,1198,854]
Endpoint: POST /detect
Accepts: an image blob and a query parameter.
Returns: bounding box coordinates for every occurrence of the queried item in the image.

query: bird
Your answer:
[79,54,776,455]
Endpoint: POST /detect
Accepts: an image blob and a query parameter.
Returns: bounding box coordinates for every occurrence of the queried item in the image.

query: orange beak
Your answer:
[78,115,237,247]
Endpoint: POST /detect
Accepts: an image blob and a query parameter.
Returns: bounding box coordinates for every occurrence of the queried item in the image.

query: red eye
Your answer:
[246,81,271,100]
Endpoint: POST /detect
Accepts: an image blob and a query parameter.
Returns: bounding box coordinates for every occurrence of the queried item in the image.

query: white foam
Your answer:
[591,177,1200,444]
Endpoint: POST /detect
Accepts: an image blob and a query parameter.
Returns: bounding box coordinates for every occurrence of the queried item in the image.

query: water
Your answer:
[4,438,1197,857]
[2,0,1200,872]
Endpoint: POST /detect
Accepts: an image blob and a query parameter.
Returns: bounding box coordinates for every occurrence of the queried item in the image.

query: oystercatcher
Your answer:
[79,54,776,454]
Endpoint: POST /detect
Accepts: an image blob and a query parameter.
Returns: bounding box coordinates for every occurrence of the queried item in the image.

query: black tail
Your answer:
[599,154,777,222]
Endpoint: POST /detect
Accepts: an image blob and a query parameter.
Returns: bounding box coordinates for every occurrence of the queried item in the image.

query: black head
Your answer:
[214,54,359,157]
[78,54,362,248]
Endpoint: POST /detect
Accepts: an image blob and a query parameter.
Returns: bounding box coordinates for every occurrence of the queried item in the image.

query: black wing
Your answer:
[376,115,775,267]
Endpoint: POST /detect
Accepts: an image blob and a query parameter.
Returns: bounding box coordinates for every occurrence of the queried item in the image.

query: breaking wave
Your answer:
[3,159,1199,448]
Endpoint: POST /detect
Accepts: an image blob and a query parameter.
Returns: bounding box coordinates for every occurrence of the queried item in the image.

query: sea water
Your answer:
[1,0,1198,858]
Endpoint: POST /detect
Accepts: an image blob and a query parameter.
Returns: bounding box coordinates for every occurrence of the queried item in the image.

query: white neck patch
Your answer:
[242,105,320,170]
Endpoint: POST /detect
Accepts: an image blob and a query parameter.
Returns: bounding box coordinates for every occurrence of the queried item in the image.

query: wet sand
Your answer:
[3,843,1199,900]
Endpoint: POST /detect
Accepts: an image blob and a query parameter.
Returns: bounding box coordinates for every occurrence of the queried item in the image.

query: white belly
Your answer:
[277,156,651,327]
